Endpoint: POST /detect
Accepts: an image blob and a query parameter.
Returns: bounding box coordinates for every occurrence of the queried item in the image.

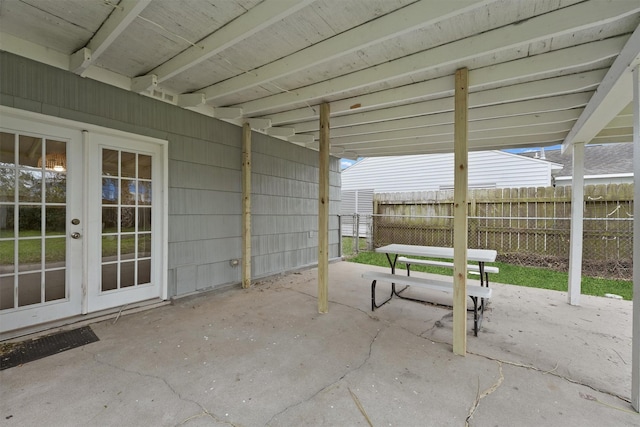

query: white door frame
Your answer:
[85,132,166,312]
[0,115,83,332]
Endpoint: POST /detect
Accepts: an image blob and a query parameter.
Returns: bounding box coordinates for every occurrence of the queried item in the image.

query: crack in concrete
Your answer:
[81,348,237,427]
[465,361,504,426]
[467,349,633,406]
[396,322,634,412]
[281,285,381,320]
[264,327,384,426]
[278,281,633,416]
[419,312,453,336]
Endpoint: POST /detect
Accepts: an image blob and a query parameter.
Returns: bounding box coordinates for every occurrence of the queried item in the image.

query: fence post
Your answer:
[338,215,342,258]
[355,213,360,254]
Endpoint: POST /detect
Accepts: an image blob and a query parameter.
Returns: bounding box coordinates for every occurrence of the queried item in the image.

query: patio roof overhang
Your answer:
[1,0,639,409]
[0,0,638,156]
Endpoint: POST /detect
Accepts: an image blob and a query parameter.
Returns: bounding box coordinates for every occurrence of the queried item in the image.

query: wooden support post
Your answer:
[453,68,469,356]
[631,65,639,412]
[567,142,585,305]
[318,103,330,313]
[242,122,252,289]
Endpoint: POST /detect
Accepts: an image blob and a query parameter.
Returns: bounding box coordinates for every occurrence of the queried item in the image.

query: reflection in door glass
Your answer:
[101,148,152,292]
[1,133,67,311]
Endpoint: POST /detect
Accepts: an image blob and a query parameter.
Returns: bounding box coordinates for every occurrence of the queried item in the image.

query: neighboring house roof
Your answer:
[520,143,633,178]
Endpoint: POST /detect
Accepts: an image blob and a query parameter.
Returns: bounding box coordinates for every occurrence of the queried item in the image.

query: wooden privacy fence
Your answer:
[371,184,634,279]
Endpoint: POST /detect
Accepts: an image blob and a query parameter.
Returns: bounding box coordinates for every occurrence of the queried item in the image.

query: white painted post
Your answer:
[631,65,639,412]
[567,142,585,306]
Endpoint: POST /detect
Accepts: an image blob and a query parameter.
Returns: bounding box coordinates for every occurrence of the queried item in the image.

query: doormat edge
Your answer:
[0,326,99,370]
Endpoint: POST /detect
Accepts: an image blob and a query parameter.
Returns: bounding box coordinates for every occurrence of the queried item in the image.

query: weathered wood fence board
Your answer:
[373,184,634,266]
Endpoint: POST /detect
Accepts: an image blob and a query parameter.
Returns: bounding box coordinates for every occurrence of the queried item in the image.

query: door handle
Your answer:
[70,232,81,239]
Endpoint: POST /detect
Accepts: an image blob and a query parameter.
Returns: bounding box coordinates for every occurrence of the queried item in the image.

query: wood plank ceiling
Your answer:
[1,0,639,158]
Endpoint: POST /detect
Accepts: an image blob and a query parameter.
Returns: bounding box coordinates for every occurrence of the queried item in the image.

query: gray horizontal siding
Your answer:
[1,51,341,297]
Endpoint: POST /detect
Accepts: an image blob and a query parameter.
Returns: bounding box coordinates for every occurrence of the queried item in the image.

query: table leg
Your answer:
[479,262,487,311]
[385,253,397,274]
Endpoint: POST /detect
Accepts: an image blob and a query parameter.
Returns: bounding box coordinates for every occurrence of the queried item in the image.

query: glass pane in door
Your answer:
[0,133,67,311]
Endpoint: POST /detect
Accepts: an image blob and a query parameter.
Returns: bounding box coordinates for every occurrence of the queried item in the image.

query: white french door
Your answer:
[0,108,166,334]
[86,134,164,312]
[0,117,83,333]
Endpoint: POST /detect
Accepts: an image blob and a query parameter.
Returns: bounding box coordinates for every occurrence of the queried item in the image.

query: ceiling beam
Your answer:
[70,0,152,75]
[294,92,592,134]
[562,24,640,151]
[320,108,582,140]
[234,1,638,115]
[150,0,315,84]
[347,134,567,157]
[263,36,625,126]
[266,127,295,137]
[333,124,572,148]
[246,118,272,130]
[290,71,600,134]
[331,120,575,146]
[200,0,488,101]
[357,138,567,157]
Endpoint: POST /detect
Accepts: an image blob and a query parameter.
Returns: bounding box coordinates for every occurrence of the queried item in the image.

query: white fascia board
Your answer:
[177,93,206,108]
[562,24,640,152]
[0,32,132,89]
[288,134,315,144]
[184,104,216,117]
[266,127,295,137]
[246,118,272,130]
[131,74,158,93]
[69,48,92,74]
[235,1,639,115]
[212,107,243,120]
[71,0,152,74]
[81,64,133,90]
[0,31,69,70]
[266,36,625,126]
[201,0,486,101]
[151,0,315,83]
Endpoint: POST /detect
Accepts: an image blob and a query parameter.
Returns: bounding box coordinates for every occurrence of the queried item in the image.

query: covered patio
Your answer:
[1,261,636,425]
[1,0,639,417]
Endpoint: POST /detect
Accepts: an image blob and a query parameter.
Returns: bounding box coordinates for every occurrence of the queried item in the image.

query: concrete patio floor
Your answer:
[1,261,637,426]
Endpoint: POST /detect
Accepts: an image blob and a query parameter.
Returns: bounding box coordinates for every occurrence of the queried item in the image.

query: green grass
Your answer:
[0,231,141,264]
[344,243,633,301]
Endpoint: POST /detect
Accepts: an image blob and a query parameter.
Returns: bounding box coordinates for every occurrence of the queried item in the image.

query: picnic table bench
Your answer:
[362,271,492,336]
[396,256,499,288]
[361,244,498,336]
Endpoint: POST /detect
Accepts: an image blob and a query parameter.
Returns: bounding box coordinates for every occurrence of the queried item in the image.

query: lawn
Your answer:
[342,238,633,301]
